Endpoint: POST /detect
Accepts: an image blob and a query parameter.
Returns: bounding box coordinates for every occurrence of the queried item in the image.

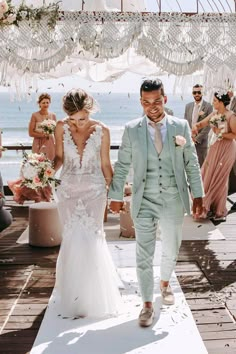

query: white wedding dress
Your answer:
[53,122,122,318]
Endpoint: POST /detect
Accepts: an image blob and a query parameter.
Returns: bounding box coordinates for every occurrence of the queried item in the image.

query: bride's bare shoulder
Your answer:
[91,120,109,133]
[55,118,69,133]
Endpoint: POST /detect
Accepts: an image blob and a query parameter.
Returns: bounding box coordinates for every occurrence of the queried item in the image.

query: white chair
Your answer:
[29,202,62,247]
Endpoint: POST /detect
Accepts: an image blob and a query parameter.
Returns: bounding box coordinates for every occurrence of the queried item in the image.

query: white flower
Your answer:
[174,135,186,147]
[4,13,16,24]
[20,152,60,190]
[22,163,38,179]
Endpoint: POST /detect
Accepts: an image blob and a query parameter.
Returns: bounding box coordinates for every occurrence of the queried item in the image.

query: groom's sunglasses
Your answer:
[192,91,202,95]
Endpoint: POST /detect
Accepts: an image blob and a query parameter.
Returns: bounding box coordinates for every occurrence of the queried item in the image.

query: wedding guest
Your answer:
[227,89,236,113]
[227,90,236,210]
[0,172,12,232]
[0,128,3,159]
[28,93,57,160]
[53,88,122,318]
[0,131,12,231]
[184,84,213,166]
[109,79,204,327]
[192,92,236,221]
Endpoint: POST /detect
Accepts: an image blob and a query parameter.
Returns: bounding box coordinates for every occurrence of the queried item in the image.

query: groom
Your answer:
[109,79,204,327]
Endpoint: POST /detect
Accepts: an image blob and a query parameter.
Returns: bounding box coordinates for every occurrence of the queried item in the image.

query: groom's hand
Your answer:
[192,197,203,219]
[109,201,124,214]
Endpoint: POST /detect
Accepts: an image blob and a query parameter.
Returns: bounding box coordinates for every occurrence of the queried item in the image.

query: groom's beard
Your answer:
[147,109,164,123]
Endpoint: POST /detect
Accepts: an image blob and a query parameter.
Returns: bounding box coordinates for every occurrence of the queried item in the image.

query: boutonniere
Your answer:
[198,111,205,118]
[173,135,186,147]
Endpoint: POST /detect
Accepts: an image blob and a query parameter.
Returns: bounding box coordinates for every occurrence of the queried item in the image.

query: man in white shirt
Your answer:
[184,84,213,166]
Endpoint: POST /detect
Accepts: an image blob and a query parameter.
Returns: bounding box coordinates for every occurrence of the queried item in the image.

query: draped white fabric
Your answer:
[1,1,236,96]
[11,0,147,11]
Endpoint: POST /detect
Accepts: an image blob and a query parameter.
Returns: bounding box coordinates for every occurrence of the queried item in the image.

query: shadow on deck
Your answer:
[0,196,236,354]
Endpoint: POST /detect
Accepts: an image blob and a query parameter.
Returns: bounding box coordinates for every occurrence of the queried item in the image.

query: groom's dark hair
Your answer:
[140,79,165,97]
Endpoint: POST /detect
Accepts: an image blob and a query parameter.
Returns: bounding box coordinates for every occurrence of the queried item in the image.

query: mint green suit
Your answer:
[109,115,204,302]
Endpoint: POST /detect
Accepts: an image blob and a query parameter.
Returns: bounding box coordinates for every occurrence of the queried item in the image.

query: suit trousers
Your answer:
[133,187,185,302]
[196,145,208,167]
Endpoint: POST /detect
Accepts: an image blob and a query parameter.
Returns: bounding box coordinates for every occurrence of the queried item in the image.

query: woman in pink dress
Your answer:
[192,92,236,221]
[29,93,57,161]
[8,93,56,204]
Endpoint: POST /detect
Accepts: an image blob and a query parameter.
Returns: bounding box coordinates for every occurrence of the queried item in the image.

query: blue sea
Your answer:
[0,92,191,181]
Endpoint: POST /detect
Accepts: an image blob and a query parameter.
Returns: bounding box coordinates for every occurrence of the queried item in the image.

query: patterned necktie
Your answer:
[149,121,163,154]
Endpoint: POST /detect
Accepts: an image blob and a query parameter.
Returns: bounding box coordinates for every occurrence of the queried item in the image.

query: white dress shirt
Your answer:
[192,100,203,127]
[146,114,167,143]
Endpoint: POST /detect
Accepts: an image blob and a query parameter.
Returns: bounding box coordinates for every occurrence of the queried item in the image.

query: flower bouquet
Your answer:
[8,152,60,204]
[209,113,226,129]
[208,114,227,146]
[39,119,56,136]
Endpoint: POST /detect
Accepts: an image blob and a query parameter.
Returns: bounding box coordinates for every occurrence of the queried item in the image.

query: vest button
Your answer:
[159,183,162,186]
[160,190,162,193]
[142,179,145,182]
[160,175,162,178]
[159,166,162,169]
[159,158,161,161]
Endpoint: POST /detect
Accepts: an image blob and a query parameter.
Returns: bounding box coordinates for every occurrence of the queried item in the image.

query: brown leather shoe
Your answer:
[161,285,175,305]
[138,307,155,327]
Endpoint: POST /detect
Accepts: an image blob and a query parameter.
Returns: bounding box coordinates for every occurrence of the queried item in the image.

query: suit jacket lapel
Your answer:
[166,116,176,168]
[188,103,194,126]
[138,116,148,170]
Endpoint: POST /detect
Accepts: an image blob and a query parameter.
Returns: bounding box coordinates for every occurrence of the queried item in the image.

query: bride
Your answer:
[53,88,122,318]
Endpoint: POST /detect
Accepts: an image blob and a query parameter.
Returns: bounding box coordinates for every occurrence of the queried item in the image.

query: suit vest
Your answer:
[143,129,177,197]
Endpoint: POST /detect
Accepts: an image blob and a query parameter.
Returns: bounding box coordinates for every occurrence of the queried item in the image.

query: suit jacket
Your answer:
[184,100,213,148]
[230,96,236,114]
[109,115,204,218]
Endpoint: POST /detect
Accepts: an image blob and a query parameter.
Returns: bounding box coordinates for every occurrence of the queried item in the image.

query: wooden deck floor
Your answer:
[0,196,236,354]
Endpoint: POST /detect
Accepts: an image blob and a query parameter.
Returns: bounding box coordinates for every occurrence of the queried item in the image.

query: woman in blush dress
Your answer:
[192,92,236,221]
[7,93,56,204]
[52,88,122,318]
[29,93,56,161]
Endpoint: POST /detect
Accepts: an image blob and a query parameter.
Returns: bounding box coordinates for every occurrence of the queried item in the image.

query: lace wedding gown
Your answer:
[53,123,122,318]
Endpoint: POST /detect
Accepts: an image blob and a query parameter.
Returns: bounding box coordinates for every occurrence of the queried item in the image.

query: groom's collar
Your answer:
[145,114,167,127]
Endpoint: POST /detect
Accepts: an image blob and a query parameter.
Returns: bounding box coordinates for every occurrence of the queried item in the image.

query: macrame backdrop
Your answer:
[1,0,236,96]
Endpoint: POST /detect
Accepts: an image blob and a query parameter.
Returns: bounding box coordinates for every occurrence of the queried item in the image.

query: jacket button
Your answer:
[142,179,145,182]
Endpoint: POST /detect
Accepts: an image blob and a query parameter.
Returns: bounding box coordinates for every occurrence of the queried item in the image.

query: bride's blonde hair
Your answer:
[63,89,98,116]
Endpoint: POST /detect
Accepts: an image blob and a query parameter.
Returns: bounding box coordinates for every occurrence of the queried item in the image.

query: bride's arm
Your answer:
[53,121,64,172]
[100,125,113,187]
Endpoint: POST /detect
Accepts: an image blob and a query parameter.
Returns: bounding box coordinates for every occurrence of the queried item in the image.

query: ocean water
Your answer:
[0,92,191,181]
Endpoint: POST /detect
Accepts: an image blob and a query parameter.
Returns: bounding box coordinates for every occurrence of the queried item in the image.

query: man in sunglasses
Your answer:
[184,84,213,166]
[109,79,204,327]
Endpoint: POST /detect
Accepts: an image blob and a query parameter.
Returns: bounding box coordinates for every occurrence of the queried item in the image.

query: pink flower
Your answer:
[33,176,42,186]
[37,155,46,162]
[0,1,8,13]
[45,167,54,177]
[174,135,186,147]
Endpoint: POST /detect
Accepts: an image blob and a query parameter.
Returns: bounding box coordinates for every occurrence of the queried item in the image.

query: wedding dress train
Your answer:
[53,123,122,318]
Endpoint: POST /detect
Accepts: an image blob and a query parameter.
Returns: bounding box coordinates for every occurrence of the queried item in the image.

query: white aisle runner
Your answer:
[31,242,207,354]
